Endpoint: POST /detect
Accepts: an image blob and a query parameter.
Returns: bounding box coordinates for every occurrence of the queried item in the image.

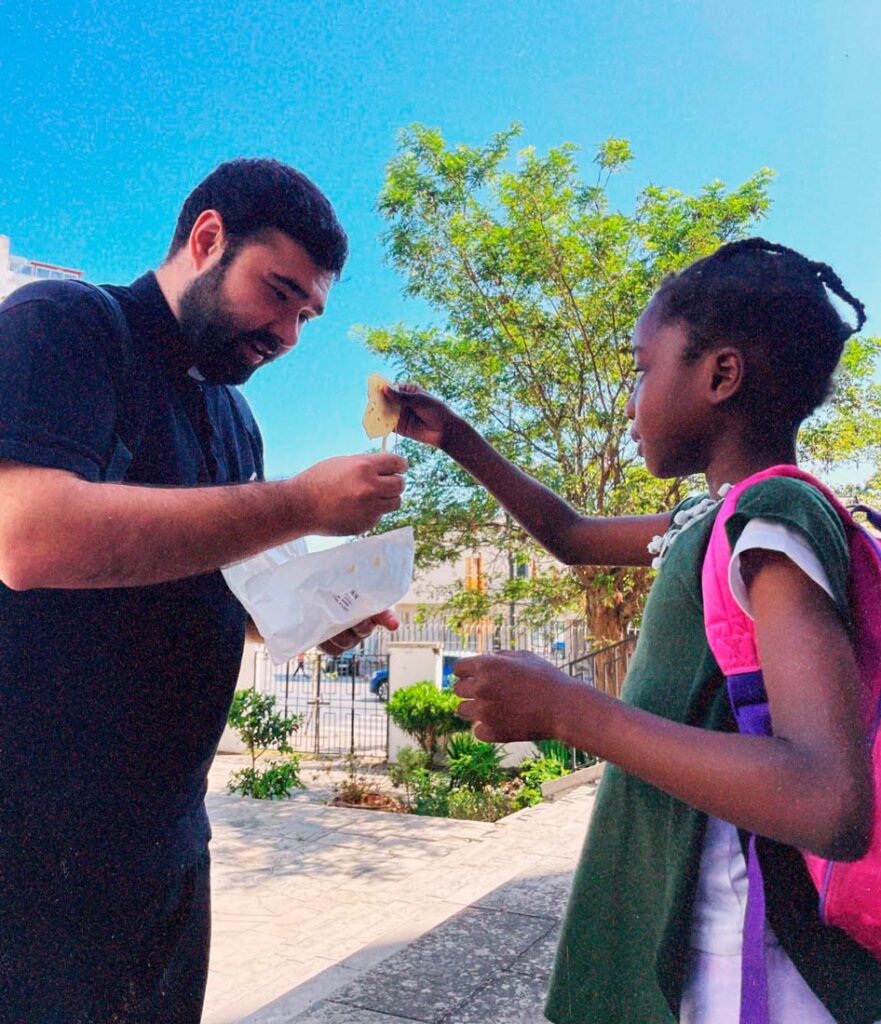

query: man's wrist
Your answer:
[277,474,319,537]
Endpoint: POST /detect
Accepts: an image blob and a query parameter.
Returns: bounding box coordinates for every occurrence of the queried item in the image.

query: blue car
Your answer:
[369,655,460,701]
[369,667,389,701]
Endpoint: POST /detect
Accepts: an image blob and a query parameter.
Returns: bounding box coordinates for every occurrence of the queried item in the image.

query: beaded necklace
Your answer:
[646,484,732,570]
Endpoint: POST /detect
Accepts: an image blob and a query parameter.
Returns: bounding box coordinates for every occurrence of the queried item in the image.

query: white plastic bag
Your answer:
[222,527,415,665]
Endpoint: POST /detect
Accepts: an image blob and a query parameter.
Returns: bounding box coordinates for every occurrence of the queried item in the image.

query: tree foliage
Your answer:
[359,124,881,642]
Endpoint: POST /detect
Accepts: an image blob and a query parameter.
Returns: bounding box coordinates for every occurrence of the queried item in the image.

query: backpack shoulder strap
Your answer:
[85,284,148,478]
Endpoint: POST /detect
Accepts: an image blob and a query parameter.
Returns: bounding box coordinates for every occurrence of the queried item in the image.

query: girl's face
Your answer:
[626,304,714,479]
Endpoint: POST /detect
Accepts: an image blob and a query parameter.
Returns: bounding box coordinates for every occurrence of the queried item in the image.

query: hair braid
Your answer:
[652,237,869,427]
[712,237,866,336]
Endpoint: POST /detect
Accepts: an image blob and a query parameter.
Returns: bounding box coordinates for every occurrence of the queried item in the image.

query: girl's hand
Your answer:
[386,383,463,451]
[452,650,571,743]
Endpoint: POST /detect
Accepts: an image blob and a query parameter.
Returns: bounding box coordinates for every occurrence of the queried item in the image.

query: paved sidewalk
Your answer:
[203,755,598,1024]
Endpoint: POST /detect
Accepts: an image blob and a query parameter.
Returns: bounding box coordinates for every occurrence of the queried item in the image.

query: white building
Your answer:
[0,235,83,302]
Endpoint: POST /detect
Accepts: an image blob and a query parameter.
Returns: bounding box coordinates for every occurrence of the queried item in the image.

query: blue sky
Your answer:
[2,0,879,482]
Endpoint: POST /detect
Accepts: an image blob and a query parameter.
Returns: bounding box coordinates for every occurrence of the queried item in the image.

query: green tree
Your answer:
[359,124,881,641]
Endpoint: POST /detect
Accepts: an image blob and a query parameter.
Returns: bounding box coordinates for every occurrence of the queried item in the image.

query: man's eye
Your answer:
[269,284,288,302]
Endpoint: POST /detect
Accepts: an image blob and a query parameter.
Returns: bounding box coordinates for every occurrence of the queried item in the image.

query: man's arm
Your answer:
[0,453,407,590]
[393,386,669,567]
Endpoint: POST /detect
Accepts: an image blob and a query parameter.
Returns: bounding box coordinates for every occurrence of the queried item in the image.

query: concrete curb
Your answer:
[540,761,605,800]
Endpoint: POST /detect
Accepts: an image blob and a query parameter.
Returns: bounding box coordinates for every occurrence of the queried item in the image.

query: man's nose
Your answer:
[272,317,301,353]
[625,393,636,420]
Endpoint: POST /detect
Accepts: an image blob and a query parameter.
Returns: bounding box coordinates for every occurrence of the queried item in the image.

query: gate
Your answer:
[253,648,390,759]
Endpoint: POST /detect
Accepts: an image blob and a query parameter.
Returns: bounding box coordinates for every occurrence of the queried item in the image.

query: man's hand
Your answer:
[319,610,400,655]
[387,384,464,452]
[452,650,571,743]
[293,453,407,536]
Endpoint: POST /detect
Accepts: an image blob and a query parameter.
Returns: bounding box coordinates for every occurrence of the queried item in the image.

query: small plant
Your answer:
[229,760,304,800]
[387,745,451,816]
[511,755,570,810]
[388,746,431,805]
[411,771,453,817]
[448,786,513,822]
[386,681,468,765]
[330,755,405,812]
[446,732,506,791]
[226,689,305,799]
[535,738,598,770]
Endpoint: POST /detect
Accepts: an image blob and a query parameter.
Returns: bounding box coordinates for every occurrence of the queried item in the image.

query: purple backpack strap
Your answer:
[850,503,881,533]
[702,469,800,1024]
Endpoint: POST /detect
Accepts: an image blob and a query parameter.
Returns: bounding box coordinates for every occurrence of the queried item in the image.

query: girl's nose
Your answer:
[625,393,636,420]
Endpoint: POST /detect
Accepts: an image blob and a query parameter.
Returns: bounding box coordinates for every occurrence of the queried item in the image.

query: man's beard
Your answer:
[177,261,280,385]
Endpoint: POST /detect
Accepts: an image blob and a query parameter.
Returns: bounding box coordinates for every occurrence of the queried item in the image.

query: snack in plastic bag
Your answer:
[222,527,415,664]
[362,372,400,450]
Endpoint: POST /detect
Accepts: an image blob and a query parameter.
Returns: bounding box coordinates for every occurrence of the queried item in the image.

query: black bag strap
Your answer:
[87,284,148,477]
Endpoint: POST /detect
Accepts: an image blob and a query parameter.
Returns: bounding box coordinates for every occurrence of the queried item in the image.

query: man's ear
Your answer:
[707,347,745,405]
[187,210,227,271]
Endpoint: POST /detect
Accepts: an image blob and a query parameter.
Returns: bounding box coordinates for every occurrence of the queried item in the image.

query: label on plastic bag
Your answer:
[221,527,415,665]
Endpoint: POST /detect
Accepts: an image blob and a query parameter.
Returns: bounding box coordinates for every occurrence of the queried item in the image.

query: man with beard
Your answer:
[0,159,407,1023]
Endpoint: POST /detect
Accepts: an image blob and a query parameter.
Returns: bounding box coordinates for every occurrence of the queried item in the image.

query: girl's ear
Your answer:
[708,347,745,405]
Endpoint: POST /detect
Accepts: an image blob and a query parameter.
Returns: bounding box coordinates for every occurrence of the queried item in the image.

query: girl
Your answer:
[389,239,880,1023]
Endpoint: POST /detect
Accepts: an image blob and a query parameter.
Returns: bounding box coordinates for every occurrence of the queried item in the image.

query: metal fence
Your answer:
[359,615,591,664]
[564,635,638,700]
[253,649,389,759]
[247,630,638,762]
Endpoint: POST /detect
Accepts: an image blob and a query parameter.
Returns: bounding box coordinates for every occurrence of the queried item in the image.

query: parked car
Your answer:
[369,667,389,701]
[369,654,462,702]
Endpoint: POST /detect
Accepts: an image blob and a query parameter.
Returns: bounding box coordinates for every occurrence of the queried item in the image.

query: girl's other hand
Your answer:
[452,650,569,743]
[386,383,463,451]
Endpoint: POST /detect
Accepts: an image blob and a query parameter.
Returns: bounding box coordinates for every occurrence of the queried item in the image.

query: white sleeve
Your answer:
[728,518,834,620]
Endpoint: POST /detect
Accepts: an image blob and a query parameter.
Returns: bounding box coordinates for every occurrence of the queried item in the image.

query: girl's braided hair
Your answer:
[652,238,867,427]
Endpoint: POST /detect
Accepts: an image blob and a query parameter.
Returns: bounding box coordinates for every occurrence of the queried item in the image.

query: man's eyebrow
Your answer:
[270,273,325,315]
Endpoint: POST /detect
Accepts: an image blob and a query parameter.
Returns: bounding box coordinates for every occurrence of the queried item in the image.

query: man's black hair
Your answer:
[652,238,867,428]
[166,158,348,277]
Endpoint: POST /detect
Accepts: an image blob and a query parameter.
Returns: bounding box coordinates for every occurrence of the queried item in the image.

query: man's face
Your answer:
[178,230,334,385]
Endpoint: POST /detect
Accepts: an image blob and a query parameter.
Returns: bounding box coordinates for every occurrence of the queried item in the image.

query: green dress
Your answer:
[544,478,881,1024]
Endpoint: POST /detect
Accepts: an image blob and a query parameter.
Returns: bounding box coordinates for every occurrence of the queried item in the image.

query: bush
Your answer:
[448,786,513,822]
[446,732,506,791]
[412,772,453,817]
[511,755,570,810]
[227,758,304,800]
[535,738,598,769]
[387,745,452,816]
[386,681,468,765]
[388,746,431,805]
[226,689,305,799]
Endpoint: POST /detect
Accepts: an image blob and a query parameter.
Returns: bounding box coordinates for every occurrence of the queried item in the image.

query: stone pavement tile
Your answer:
[291,1000,418,1023]
[510,924,562,982]
[327,908,555,1022]
[441,972,550,1024]
[473,871,574,919]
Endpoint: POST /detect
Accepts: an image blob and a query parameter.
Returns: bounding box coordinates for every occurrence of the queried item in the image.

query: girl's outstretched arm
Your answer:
[454,551,872,861]
[391,385,669,567]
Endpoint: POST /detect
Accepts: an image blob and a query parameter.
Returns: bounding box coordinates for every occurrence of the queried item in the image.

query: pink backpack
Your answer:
[702,465,881,1024]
